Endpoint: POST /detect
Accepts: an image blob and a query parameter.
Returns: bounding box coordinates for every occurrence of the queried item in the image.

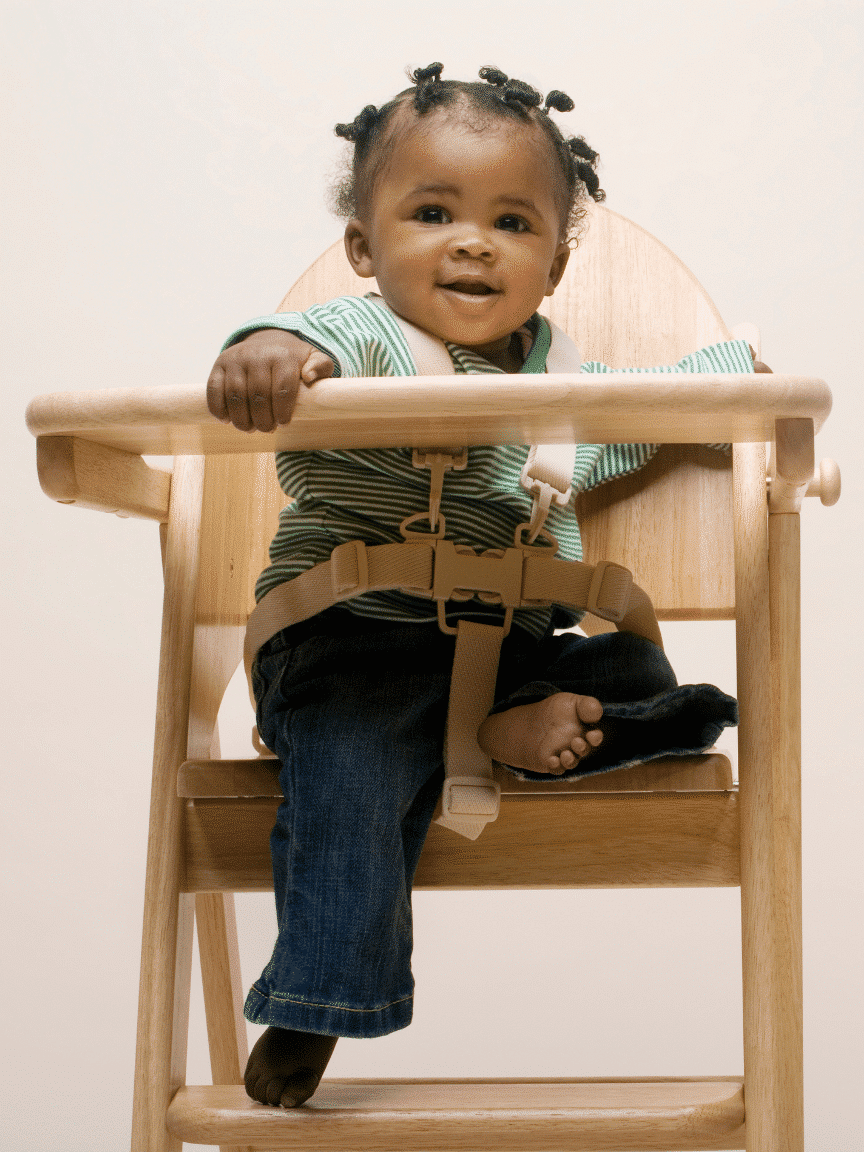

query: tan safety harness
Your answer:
[245,300,662,840]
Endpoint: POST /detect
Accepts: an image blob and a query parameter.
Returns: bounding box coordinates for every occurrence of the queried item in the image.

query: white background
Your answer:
[3,1,862,1148]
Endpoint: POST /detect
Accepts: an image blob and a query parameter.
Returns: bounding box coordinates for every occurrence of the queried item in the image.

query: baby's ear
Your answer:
[344,220,375,278]
[545,241,571,296]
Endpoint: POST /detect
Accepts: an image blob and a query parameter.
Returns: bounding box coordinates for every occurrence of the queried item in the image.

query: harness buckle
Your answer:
[330,539,369,600]
[432,539,522,636]
[586,559,633,622]
[441,775,501,820]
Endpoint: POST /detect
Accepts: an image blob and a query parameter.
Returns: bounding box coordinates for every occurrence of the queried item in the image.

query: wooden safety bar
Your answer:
[26,374,831,454]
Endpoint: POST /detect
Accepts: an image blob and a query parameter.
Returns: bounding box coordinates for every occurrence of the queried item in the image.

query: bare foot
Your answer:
[244,1026,337,1108]
[477,692,604,775]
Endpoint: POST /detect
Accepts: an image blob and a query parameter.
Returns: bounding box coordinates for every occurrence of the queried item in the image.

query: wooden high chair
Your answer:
[27,203,838,1151]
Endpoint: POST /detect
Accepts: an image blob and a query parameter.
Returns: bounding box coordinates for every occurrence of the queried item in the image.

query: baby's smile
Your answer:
[437,275,502,304]
[439,277,498,296]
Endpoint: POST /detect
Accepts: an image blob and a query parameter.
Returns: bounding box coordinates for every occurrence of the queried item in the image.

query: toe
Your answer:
[575,695,603,725]
[586,728,603,747]
[246,1073,268,1104]
[280,1068,320,1108]
[265,1077,285,1107]
[559,748,576,768]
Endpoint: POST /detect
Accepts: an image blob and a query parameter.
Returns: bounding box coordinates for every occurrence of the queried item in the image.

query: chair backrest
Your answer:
[186,204,737,758]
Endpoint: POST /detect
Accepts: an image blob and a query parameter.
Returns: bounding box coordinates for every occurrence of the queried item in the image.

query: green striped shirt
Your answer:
[223,295,754,639]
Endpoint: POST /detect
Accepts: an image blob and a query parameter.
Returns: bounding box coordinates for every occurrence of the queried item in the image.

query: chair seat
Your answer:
[177,752,734,798]
[167,1077,746,1150]
[178,755,740,892]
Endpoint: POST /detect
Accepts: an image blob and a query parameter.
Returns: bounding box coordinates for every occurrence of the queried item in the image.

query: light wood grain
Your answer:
[177,753,733,798]
[766,510,804,1150]
[186,454,285,761]
[167,1078,746,1150]
[25,373,831,456]
[768,418,815,513]
[183,792,740,892]
[733,442,803,1152]
[131,456,205,1152]
[194,892,253,1152]
[36,434,171,519]
[576,443,735,618]
[184,452,285,1152]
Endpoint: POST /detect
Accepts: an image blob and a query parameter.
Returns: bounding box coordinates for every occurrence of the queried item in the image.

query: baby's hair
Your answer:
[331,63,605,242]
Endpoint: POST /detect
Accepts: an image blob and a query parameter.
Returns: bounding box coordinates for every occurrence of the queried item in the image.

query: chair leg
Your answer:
[197,891,256,1152]
[131,457,205,1152]
[767,510,804,1148]
[734,444,804,1152]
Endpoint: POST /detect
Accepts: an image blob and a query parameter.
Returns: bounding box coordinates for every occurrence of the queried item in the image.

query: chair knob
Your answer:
[806,458,841,506]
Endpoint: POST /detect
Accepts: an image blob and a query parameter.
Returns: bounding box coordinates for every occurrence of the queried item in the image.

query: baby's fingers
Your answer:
[247,361,278,432]
[300,349,335,384]
[222,362,256,431]
[206,364,231,423]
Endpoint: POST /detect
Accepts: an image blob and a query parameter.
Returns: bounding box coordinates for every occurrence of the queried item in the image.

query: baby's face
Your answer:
[344,111,570,362]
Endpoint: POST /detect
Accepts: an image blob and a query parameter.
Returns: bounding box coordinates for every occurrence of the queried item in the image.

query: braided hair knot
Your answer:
[409,62,447,114]
[501,79,542,116]
[334,105,380,143]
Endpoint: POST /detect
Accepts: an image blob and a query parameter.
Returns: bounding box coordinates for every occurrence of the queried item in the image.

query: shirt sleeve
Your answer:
[577,338,755,491]
[219,296,417,379]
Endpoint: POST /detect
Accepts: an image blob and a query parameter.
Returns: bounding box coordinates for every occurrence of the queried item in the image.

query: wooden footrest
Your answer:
[167,1077,746,1150]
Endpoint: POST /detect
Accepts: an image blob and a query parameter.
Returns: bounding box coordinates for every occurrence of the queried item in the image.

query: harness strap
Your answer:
[245,301,660,839]
[370,294,581,542]
[435,619,504,839]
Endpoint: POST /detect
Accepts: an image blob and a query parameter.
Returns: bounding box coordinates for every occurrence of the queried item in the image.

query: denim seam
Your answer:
[250,986,413,1013]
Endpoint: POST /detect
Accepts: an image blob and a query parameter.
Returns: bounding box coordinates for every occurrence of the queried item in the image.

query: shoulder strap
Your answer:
[545,318,582,372]
[367,294,584,539]
[368,293,584,376]
[366,294,455,376]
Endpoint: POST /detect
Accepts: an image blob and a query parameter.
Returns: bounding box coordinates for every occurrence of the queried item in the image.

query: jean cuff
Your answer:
[243,984,414,1039]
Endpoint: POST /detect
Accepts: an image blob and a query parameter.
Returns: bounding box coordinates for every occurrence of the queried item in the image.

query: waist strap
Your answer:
[245,534,661,679]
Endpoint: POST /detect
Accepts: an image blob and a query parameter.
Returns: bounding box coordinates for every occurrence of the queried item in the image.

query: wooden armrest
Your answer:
[36,436,171,521]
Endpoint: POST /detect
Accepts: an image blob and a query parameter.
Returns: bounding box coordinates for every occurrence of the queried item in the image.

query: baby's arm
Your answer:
[207,328,334,432]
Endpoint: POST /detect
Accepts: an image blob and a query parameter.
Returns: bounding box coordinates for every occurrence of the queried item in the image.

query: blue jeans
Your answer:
[246,607,737,1038]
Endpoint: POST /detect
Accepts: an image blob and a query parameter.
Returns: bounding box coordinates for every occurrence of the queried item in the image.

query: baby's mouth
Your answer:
[440,280,498,296]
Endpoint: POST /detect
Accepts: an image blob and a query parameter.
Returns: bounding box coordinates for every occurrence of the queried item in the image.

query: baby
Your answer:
[207,63,747,1108]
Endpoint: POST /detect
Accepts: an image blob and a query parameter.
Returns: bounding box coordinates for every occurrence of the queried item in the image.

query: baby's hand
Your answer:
[207,328,334,432]
[749,344,772,374]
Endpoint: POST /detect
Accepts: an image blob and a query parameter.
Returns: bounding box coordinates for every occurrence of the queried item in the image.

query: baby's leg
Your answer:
[477,693,604,774]
[246,617,455,1106]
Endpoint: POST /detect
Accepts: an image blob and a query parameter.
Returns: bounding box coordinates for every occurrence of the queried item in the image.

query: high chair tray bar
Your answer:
[26,373,830,455]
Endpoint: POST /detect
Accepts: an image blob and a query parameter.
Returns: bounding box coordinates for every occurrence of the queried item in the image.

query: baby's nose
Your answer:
[449,230,496,259]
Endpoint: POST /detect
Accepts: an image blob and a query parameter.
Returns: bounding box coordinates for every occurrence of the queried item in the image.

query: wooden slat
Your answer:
[576,444,735,618]
[183,792,739,892]
[177,754,733,798]
[167,1078,746,1150]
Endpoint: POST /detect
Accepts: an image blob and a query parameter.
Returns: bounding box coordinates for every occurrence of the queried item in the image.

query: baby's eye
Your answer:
[495,214,530,233]
[415,206,451,224]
